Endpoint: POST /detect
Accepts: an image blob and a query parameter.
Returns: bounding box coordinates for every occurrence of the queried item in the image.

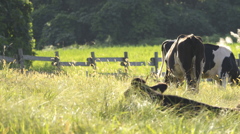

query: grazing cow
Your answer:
[158,34,205,92]
[202,43,240,87]
[158,40,240,87]
[125,78,239,114]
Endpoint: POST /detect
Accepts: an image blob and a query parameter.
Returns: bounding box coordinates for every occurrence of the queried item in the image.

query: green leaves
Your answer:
[31,0,240,47]
[0,0,34,59]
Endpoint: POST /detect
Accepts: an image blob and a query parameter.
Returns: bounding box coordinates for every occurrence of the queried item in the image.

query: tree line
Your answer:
[0,0,240,57]
[31,0,240,49]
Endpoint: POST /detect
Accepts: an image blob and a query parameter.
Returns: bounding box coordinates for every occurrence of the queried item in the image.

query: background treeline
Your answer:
[31,0,240,49]
[1,0,240,56]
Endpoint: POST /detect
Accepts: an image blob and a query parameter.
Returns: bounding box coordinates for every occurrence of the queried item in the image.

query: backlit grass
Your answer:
[0,67,240,133]
[0,43,240,133]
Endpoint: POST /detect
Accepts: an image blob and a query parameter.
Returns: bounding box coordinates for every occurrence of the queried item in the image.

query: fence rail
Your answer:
[0,48,240,75]
[0,56,16,62]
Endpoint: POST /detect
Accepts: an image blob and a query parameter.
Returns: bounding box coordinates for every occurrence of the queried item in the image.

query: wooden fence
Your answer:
[0,48,240,75]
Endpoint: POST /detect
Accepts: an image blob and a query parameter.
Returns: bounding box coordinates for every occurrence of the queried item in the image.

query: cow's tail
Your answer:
[157,37,182,78]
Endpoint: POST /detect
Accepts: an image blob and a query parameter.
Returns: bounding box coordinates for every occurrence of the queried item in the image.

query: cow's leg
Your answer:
[178,55,195,90]
[169,74,183,88]
[164,69,180,88]
[176,44,197,91]
[193,55,204,92]
[212,75,221,86]
[164,69,171,85]
[220,73,228,88]
[173,53,192,89]
[187,73,197,91]
[221,77,227,88]
[175,77,184,88]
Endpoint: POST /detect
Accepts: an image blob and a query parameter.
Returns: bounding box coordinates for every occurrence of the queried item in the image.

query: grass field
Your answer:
[0,43,240,133]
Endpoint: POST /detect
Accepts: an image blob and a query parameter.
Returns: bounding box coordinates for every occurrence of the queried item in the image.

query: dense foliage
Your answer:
[31,0,240,49]
[0,0,35,57]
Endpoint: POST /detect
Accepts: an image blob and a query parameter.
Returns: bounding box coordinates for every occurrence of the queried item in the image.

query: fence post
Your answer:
[54,51,60,69]
[18,48,24,74]
[91,52,96,70]
[123,52,129,73]
[154,52,158,74]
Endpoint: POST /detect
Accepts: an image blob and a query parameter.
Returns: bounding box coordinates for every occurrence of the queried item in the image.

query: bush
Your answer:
[0,0,35,61]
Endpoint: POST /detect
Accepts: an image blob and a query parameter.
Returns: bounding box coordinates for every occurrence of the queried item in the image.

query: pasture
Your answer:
[1,43,240,133]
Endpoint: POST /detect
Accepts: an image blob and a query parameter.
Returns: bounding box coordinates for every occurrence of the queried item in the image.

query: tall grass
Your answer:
[0,67,240,133]
[0,43,240,133]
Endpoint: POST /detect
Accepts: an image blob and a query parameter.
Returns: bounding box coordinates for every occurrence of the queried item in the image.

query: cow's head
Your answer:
[124,78,168,98]
[130,77,146,88]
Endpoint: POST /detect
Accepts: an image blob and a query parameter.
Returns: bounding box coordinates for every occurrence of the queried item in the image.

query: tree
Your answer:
[0,0,35,61]
[92,0,160,43]
[39,13,77,48]
[31,0,240,46]
[31,4,57,49]
[32,0,105,48]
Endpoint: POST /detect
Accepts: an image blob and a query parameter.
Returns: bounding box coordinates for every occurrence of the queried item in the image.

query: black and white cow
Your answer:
[202,43,240,87]
[158,34,205,92]
[158,40,240,87]
[124,78,239,114]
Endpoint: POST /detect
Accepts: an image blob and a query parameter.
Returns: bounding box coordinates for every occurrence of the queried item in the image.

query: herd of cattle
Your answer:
[157,34,240,92]
[124,34,240,114]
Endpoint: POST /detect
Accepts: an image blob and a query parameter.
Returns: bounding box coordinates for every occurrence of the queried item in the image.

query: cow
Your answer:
[124,78,168,97]
[202,43,240,87]
[158,40,240,87]
[124,78,239,114]
[158,34,205,92]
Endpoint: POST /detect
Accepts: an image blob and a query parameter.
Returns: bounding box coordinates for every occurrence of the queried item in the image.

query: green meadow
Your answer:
[1,43,240,133]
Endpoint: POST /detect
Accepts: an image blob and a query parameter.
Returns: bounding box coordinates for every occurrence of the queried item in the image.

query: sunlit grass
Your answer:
[0,43,240,133]
[0,67,240,133]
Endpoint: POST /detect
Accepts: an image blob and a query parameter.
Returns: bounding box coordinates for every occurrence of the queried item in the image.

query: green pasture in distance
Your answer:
[31,45,162,75]
[228,43,240,56]
[35,45,161,62]
[31,43,240,74]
